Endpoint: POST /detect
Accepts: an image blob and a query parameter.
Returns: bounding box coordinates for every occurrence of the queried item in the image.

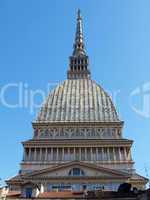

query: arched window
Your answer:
[68,168,85,176]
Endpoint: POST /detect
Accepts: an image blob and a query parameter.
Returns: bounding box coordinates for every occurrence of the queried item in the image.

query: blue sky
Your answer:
[0,0,150,184]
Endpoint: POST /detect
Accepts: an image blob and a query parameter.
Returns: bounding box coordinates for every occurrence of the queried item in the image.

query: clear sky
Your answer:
[0,0,150,185]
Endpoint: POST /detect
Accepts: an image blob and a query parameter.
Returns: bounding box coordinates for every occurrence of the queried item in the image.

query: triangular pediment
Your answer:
[24,161,129,180]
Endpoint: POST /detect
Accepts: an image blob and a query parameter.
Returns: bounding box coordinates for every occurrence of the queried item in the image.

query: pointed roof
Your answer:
[67,10,91,79]
[73,9,86,56]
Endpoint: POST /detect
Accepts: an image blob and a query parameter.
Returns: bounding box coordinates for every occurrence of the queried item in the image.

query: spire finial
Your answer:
[77,9,81,19]
[73,9,86,56]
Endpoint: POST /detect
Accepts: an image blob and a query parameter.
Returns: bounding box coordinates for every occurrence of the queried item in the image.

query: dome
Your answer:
[37,79,119,122]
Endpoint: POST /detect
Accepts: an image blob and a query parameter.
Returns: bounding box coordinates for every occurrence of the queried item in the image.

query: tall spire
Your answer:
[67,10,91,79]
[73,9,86,56]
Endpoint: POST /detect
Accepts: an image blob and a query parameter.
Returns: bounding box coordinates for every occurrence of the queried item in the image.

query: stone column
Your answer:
[113,147,116,161]
[40,148,42,161]
[90,147,93,161]
[29,148,31,161]
[45,148,48,161]
[107,148,110,161]
[34,148,37,161]
[79,148,81,161]
[23,149,26,161]
[96,148,98,161]
[66,148,68,161]
[124,147,127,161]
[69,148,71,161]
[74,147,76,160]
[85,148,87,160]
[56,148,59,161]
[67,148,69,160]
[47,148,50,161]
[128,149,132,160]
[102,147,104,161]
[62,147,64,161]
[119,148,122,161]
[51,148,53,161]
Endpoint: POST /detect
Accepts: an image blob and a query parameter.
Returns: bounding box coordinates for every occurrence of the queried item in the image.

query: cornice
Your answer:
[21,161,135,165]
[32,121,124,128]
[22,139,133,147]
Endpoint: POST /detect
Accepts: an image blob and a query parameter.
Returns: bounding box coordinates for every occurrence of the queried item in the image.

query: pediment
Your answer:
[25,161,129,180]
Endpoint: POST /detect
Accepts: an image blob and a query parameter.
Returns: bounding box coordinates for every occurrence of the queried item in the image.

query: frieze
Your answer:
[34,127,121,139]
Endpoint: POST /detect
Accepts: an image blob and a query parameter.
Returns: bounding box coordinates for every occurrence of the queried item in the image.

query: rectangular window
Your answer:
[25,188,32,198]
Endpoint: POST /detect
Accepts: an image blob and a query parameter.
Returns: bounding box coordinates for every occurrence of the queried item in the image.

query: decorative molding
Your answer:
[34,127,122,139]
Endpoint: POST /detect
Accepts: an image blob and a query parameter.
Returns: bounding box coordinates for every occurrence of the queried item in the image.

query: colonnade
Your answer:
[23,147,131,162]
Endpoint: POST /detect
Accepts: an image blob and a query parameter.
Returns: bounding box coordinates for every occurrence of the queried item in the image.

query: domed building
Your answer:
[7,10,147,197]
